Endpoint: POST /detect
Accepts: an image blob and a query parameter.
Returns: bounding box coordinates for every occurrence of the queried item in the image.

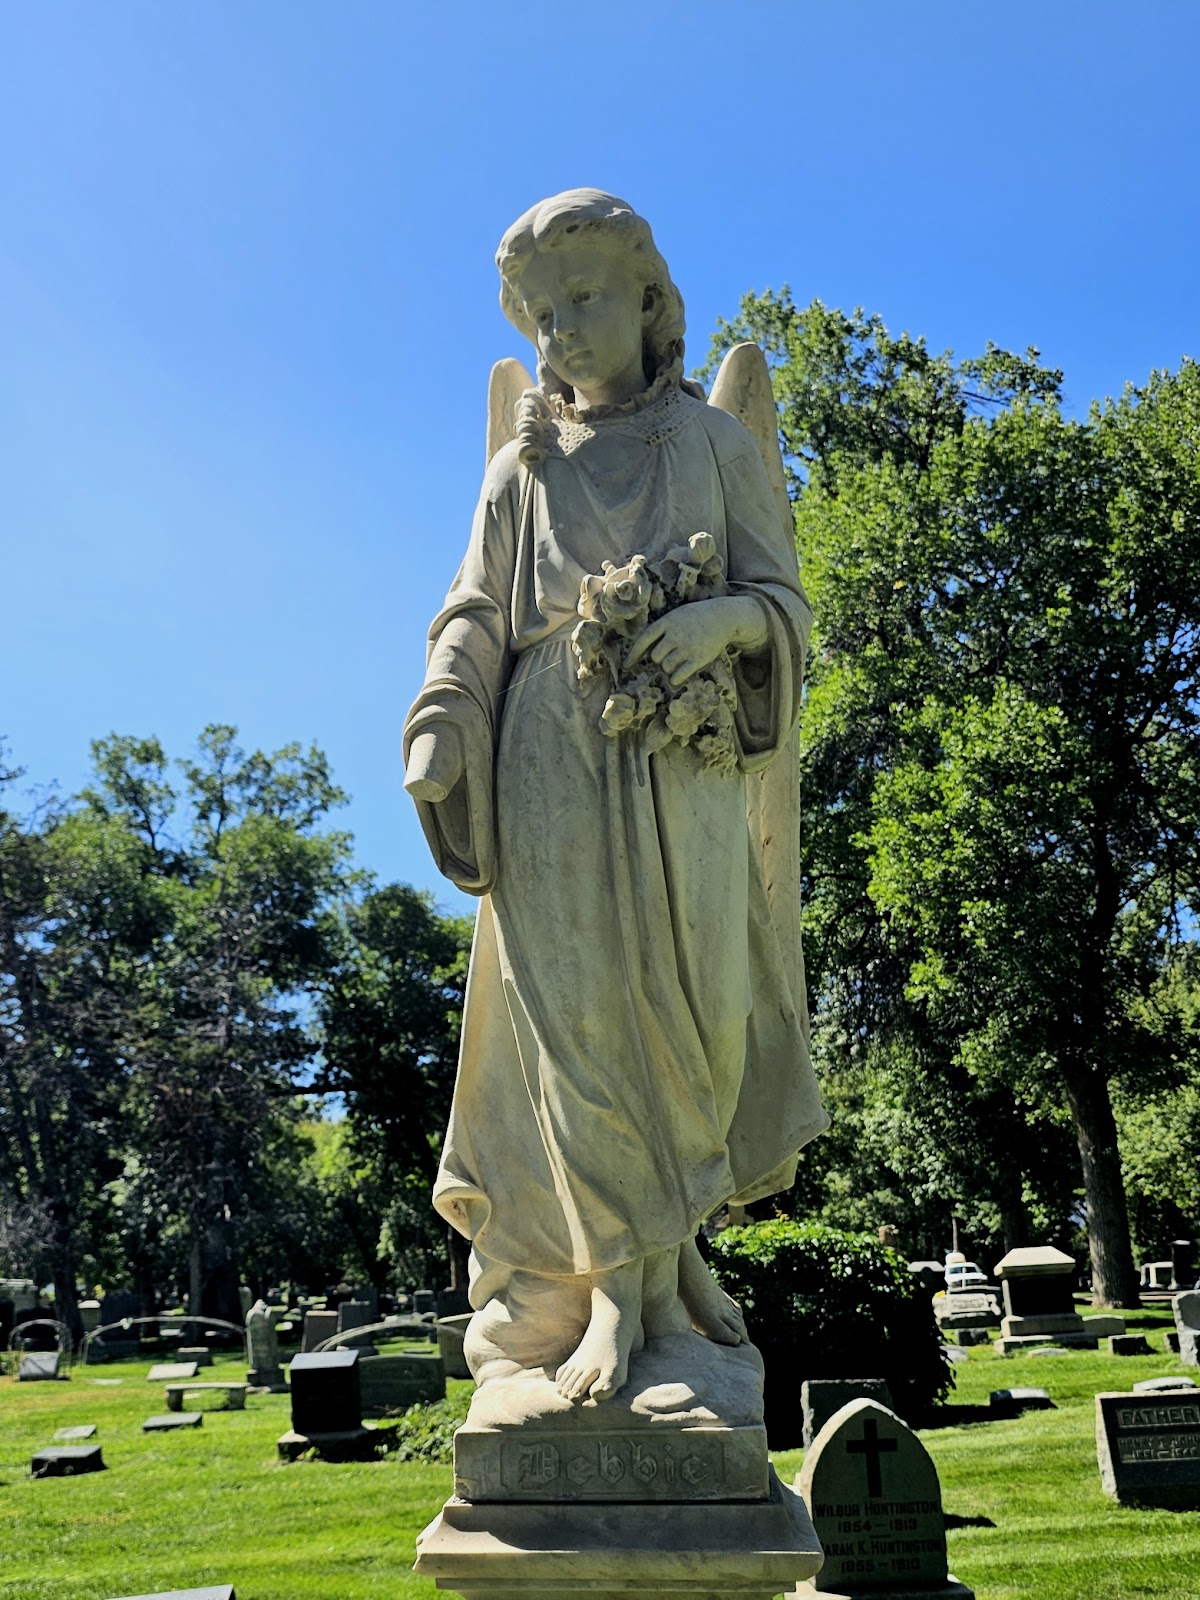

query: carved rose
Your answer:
[597,556,653,629]
[574,539,739,777]
[600,693,638,735]
[571,618,608,681]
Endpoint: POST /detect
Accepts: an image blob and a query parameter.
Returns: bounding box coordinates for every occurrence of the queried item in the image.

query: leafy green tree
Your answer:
[317,882,471,1292]
[0,755,167,1335]
[705,296,1200,1305]
[84,726,355,1323]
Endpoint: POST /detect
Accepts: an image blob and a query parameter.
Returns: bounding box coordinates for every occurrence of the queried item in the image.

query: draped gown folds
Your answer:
[403,380,829,1288]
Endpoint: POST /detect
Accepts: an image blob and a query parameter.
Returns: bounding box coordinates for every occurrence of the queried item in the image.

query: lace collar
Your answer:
[549,368,676,425]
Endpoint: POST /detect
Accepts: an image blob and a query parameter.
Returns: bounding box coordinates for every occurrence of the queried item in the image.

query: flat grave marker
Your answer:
[55,1424,98,1440]
[148,1362,199,1383]
[989,1387,1054,1414]
[143,1412,203,1432]
[107,1589,236,1600]
[32,1445,105,1477]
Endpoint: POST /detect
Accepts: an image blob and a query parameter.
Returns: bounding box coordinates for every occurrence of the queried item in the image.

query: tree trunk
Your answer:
[1062,1061,1139,1307]
[997,1189,1030,1255]
[199,1211,242,1326]
[49,1239,82,1346]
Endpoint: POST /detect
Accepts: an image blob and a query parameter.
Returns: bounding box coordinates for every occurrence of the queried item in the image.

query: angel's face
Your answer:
[519,242,653,409]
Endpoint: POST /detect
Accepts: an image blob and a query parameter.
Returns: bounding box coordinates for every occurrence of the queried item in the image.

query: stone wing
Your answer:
[486,356,536,466]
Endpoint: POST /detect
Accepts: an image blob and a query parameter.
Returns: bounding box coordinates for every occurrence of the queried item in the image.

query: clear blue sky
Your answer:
[4,1,1198,914]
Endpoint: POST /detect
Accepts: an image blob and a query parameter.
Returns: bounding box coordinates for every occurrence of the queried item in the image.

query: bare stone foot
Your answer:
[555,1260,643,1403]
[678,1236,747,1346]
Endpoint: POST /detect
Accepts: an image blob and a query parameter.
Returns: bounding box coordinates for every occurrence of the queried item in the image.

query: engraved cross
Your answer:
[846,1419,897,1498]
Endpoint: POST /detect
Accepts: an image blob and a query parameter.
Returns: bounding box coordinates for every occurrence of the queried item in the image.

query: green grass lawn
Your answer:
[1,1321,1197,1600]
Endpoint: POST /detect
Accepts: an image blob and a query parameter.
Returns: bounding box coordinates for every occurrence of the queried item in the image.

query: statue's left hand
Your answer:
[626,597,767,687]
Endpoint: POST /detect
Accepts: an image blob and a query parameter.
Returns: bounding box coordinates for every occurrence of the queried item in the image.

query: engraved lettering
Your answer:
[598,1441,625,1485]
[516,1443,561,1489]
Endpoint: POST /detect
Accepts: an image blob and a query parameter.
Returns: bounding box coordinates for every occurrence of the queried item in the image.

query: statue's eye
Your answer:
[534,308,552,325]
[574,290,594,304]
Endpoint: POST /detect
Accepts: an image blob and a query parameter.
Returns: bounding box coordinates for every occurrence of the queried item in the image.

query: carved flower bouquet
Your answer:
[571,532,739,782]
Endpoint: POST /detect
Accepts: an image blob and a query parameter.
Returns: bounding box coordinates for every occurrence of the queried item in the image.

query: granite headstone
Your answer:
[795,1399,973,1598]
[1096,1388,1200,1508]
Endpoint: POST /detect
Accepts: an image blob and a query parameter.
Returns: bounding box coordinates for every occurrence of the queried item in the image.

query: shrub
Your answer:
[708,1218,951,1447]
[390,1386,472,1463]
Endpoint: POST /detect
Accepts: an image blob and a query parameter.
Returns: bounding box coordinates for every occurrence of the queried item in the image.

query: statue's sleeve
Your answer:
[716,438,813,772]
[402,448,522,895]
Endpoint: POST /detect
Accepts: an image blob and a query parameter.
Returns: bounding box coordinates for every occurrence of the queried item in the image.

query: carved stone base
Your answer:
[455,1420,767,1503]
[414,1467,824,1600]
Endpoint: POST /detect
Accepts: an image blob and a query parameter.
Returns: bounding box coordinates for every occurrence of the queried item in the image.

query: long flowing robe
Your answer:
[404,379,829,1282]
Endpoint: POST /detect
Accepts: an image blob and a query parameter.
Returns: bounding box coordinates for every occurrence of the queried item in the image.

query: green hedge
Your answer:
[707,1218,951,1447]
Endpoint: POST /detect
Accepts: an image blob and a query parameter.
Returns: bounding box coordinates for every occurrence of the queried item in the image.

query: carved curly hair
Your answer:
[496,189,696,466]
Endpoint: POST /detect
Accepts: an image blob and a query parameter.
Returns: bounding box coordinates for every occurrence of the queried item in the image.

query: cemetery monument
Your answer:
[404,188,828,1597]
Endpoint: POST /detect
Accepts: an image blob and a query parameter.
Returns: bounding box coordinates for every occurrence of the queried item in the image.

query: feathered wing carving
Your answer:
[486,356,536,466]
[708,342,809,1044]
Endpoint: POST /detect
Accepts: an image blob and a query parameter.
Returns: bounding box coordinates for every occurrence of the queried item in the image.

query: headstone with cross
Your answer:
[792,1398,973,1599]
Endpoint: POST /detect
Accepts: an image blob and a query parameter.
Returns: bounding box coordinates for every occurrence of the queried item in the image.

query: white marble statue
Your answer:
[403,189,827,1411]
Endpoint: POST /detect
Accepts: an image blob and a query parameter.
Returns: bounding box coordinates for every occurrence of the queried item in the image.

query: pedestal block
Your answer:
[414,1467,824,1600]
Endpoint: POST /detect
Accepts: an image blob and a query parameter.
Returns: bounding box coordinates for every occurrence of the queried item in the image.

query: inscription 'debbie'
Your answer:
[501,1435,721,1496]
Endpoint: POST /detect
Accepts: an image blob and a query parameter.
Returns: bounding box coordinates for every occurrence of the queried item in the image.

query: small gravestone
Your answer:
[239,1284,254,1321]
[435,1313,473,1379]
[18,1352,61,1381]
[360,1351,445,1414]
[148,1362,199,1383]
[107,1588,236,1600]
[78,1300,101,1333]
[1134,1376,1198,1393]
[1028,1346,1071,1357]
[1109,1333,1153,1356]
[91,1378,123,1386]
[335,1299,376,1353]
[279,1349,377,1461]
[32,1445,105,1478]
[952,1329,989,1347]
[412,1288,436,1316]
[801,1380,893,1450]
[990,1387,1054,1415]
[55,1424,98,1440]
[1096,1389,1200,1508]
[1144,1261,1173,1290]
[301,1308,338,1353]
[246,1298,286,1390]
[795,1399,973,1598]
[177,1346,213,1367]
[1166,1331,1181,1356]
[143,1412,203,1431]
[1173,1291,1200,1366]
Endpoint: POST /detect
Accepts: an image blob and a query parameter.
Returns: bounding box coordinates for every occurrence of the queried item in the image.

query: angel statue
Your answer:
[403,189,828,1419]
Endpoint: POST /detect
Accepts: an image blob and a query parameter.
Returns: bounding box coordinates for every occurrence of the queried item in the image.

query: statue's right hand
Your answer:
[404,728,464,803]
